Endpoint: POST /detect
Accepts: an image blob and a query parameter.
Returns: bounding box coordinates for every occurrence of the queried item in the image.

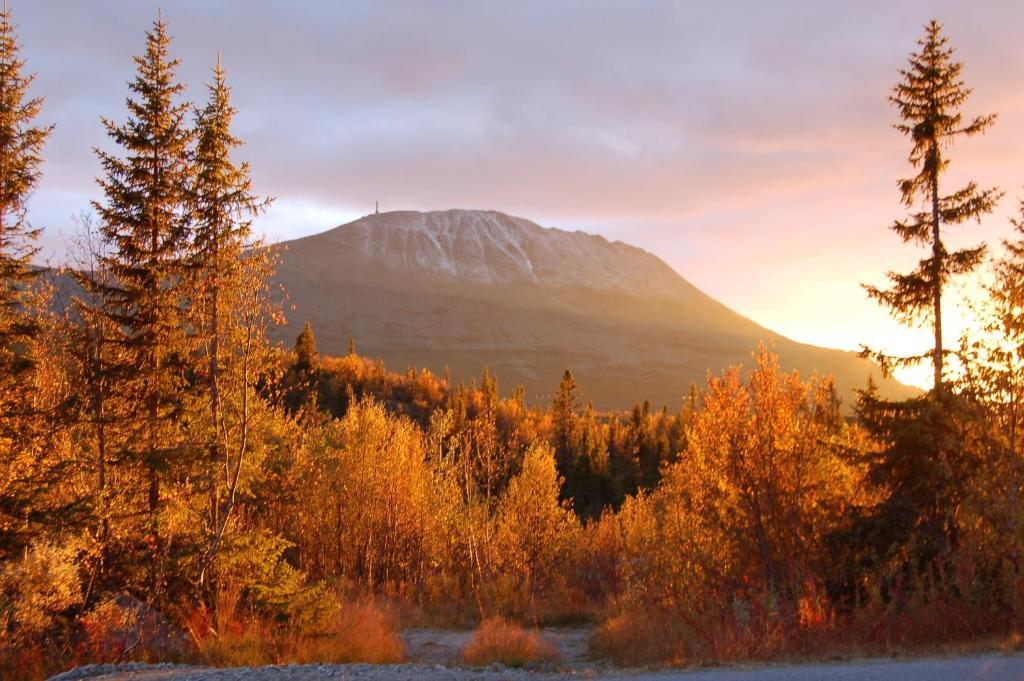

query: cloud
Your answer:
[16,0,1024,388]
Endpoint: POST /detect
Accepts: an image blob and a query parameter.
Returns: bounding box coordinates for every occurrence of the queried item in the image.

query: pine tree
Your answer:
[551,369,579,475]
[295,322,319,374]
[0,3,50,373]
[862,20,1001,391]
[630,399,660,489]
[87,15,195,591]
[845,22,1000,588]
[0,2,55,558]
[189,54,272,592]
[291,322,320,415]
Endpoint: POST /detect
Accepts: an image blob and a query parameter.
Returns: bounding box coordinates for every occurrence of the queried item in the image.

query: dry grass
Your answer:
[461,617,558,667]
[286,600,405,664]
[590,595,1023,669]
[188,597,404,666]
[590,609,700,667]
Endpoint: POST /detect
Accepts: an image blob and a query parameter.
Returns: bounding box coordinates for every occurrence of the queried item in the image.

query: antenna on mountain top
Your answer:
[375,201,379,215]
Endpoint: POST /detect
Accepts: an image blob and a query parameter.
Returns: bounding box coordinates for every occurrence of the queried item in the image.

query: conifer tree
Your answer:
[291,322,320,415]
[87,15,195,589]
[189,54,272,590]
[630,399,660,489]
[0,2,54,557]
[570,400,613,519]
[862,20,1001,390]
[551,369,579,474]
[0,3,50,373]
[295,322,318,374]
[846,22,1000,586]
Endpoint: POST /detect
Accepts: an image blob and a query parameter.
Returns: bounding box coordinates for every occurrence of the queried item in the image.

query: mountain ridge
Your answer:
[270,208,912,409]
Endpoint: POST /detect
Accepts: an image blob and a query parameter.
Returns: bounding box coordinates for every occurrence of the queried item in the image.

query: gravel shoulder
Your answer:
[46,627,1024,681]
[47,654,1024,681]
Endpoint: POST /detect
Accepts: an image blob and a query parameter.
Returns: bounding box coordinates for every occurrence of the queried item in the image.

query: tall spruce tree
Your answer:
[0,2,54,558]
[843,21,1000,591]
[190,54,271,589]
[0,3,49,370]
[862,20,1001,390]
[89,15,194,590]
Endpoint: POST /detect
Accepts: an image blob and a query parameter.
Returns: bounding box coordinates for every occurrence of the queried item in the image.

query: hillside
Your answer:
[269,209,911,409]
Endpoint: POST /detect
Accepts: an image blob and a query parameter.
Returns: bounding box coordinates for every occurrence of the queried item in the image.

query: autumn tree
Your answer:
[0,2,56,558]
[66,213,126,591]
[862,20,1001,390]
[293,398,438,591]
[615,347,861,634]
[491,442,578,615]
[446,370,515,505]
[87,15,195,594]
[955,196,1024,613]
[189,54,273,594]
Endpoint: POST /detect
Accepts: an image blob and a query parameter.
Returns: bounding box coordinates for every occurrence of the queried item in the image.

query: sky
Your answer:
[17,1,1024,389]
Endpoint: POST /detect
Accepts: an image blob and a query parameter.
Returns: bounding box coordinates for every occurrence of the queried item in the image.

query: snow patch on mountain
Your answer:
[309,208,685,295]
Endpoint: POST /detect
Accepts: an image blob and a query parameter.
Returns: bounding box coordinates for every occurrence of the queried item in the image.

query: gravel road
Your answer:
[48,654,1024,681]
[46,627,1024,681]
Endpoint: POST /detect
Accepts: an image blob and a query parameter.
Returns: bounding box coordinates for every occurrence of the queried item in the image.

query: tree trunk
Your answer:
[930,156,944,391]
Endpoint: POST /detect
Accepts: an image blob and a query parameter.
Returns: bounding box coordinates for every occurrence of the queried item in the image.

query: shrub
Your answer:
[0,537,85,679]
[189,595,404,666]
[289,599,405,664]
[590,609,702,667]
[461,617,557,667]
[0,537,83,641]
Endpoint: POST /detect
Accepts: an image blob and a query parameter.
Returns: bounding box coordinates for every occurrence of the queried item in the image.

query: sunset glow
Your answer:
[14,2,1024,391]
[20,2,1024,392]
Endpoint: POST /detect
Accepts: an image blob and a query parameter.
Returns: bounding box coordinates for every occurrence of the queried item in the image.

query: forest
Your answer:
[3,9,1024,679]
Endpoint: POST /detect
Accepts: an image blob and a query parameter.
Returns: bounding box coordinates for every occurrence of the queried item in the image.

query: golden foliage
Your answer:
[489,442,579,614]
[293,397,440,593]
[0,538,82,640]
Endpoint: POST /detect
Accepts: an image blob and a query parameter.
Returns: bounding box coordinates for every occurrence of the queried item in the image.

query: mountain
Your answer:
[271,209,912,409]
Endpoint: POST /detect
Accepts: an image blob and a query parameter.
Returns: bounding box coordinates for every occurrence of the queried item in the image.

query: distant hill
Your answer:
[269,209,913,410]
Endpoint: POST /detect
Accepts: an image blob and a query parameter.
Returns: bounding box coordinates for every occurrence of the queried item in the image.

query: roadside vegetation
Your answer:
[461,618,558,667]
